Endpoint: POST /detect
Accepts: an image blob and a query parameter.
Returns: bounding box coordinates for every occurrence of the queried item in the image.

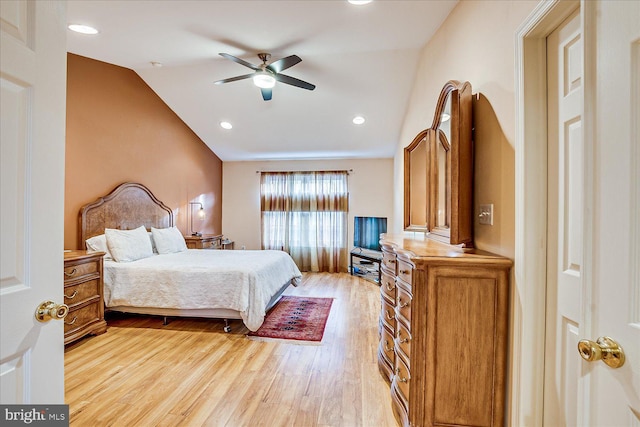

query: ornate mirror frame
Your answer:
[403,80,474,247]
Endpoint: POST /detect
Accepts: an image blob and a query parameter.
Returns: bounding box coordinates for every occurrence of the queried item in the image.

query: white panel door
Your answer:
[586,0,640,424]
[0,0,67,403]
[544,9,584,426]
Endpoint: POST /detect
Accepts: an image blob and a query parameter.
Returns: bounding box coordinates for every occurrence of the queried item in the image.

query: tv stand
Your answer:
[350,248,382,284]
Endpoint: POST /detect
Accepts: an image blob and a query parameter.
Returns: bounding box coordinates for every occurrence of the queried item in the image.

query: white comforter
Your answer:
[103,249,302,331]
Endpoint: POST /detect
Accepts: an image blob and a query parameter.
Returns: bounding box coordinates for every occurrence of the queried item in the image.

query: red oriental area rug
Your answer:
[248,296,333,342]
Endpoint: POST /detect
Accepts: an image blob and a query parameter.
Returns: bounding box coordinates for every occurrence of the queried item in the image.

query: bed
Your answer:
[79,182,302,332]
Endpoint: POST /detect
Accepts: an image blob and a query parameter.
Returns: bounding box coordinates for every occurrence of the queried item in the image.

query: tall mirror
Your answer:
[404,80,474,247]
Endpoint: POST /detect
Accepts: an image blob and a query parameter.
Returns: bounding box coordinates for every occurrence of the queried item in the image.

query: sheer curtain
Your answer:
[260,171,348,273]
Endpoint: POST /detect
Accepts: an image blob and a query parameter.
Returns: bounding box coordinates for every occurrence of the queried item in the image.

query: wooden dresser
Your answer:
[378,234,512,427]
[63,250,107,345]
[184,234,223,249]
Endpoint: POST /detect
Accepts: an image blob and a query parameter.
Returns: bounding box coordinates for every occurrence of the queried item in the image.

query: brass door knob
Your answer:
[577,336,625,368]
[35,301,69,323]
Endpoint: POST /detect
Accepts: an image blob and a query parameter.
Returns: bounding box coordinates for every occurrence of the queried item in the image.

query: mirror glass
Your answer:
[406,134,429,231]
[435,95,451,231]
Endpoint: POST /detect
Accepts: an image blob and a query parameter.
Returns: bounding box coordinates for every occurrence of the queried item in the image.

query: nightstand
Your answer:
[63,250,108,344]
[184,234,223,249]
[221,238,234,250]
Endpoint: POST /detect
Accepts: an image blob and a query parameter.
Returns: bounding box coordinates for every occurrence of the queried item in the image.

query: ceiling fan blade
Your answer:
[275,73,316,91]
[219,53,261,71]
[214,73,254,85]
[261,88,273,101]
[267,55,302,74]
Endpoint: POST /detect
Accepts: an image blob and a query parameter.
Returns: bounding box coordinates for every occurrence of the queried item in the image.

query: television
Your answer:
[353,216,387,252]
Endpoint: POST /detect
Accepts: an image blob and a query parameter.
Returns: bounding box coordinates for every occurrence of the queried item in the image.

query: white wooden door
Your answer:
[585,0,640,424]
[0,0,67,403]
[544,9,584,426]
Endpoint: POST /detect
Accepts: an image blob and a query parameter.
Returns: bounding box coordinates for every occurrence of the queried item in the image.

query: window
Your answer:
[260,171,348,272]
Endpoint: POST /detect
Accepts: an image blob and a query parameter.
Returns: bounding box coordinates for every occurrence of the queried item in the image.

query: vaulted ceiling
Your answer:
[66,0,458,161]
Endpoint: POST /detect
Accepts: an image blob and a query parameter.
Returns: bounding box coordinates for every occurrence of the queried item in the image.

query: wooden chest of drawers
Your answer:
[378,235,512,427]
[63,250,107,345]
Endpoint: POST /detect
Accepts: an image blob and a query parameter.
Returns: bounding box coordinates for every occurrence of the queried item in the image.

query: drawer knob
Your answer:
[65,316,78,326]
[399,269,410,275]
[34,301,69,323]
[385,310,395,321]
[64,268,77,277]
[386,282,395,291]
[399,299,410,308]
[384,340,394,352]
[397,331,410,344]
[64,290,78,300]
[395,368,408,383]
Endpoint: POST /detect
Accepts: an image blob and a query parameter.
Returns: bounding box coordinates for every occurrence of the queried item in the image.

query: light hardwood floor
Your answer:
[64,272,398,427]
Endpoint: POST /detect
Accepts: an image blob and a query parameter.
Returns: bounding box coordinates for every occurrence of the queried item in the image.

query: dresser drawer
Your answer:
[381,296,396,332]
[64,279,99,307]
[397,259,413,285]
[380,271,396,303]
[381,251,397,272]
[63,260,99,282]
[395,322,412,364]
[64,302,100,335]
[395,282,412,327]
[393,354,411,403]
[380,326,396,367]
[200,239,219,249]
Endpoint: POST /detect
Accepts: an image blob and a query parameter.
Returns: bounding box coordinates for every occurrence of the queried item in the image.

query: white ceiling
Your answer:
[66,0,457,161]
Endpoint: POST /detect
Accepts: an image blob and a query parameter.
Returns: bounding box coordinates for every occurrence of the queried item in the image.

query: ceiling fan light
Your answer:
[253,73,276,89]
[353,116,365,125]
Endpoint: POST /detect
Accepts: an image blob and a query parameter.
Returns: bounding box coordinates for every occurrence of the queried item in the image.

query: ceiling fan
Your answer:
[214,53,316,101]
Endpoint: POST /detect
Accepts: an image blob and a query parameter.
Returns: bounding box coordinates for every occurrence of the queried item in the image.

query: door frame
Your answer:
[513,0,595,425]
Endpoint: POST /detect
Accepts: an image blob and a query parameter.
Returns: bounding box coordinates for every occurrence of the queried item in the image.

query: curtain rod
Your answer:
[256,169,353,174]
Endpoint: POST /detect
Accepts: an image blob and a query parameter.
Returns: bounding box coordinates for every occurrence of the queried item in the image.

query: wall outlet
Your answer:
[478,204,494,225]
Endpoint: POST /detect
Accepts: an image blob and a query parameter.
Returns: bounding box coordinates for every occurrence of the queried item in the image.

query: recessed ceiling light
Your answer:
[352,116,365,125]
[348,0,373,5]
[150,61,163,68]
[67,24,99,35]
[220,121,233,130]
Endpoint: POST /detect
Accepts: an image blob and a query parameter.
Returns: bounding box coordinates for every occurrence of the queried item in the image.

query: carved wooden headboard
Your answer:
[78,182,173,248]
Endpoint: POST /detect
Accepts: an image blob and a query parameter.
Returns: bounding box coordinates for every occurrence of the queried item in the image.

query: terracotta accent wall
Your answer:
[65,54,222,249]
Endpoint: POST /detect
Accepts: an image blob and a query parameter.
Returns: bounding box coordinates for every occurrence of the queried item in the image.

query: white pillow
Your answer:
[85,234,113,260]
[105,226,154,262]
[151,227,188,254]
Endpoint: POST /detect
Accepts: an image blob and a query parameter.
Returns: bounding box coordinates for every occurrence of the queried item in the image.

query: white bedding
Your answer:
[103,249,302,331]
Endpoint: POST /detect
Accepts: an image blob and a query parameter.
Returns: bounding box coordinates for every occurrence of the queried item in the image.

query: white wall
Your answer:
[222,158,394,251]
[393,0,539,258]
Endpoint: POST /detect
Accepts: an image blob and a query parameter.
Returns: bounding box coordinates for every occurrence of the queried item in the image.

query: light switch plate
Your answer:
[478,204,494,225]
